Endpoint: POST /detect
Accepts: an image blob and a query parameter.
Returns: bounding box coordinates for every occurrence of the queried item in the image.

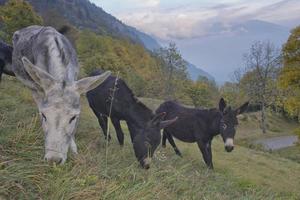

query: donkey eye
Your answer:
[41,113,47,121]
[69,116,77,124]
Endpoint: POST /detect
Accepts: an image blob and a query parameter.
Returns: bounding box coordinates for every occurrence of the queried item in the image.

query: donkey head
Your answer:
[21,57,110,164]
[133,112,177,169]
[218,98,249,152]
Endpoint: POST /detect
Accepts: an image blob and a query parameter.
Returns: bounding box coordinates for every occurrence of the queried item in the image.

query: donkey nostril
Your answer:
[57,158,63,164]
[46,156,63,164]
[225,146,234,152]
[140,158,151,169]
[143,164,150,169]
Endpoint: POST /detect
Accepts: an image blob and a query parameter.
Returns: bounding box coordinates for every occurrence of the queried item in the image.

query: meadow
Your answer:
[1,77,300,200]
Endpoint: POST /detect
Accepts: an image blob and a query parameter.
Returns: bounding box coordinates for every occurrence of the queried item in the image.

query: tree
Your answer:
[154,43,188,100]
[185,75,219,108]
[240,41,281,133]
[220,82,244,107]
[279,26,300,121]
[0,0,43,43]
[186,81,211,108]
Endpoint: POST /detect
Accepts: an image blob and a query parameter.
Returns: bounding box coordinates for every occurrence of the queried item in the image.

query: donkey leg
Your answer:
[207,141,213,169]
[126,122,137,143]
[0,62,3,82]
[89,105,111,141]
[98,114,111,141]
[197,140,213,169]
[111,117,125,146]
[162,130,167,148]
[165,131,182,157]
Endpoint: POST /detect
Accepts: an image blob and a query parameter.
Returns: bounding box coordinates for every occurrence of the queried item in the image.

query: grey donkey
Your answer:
[12,25,111,164]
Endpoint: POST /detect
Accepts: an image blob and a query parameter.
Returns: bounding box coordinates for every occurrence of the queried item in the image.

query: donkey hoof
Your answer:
[175,150,182,157]
[105,135,111,141]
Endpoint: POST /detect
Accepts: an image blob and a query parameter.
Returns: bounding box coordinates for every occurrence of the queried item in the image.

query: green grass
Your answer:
[273,146,300,163]
[1,77,300,199]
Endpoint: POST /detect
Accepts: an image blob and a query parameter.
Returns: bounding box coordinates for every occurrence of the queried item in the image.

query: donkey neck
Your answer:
[127,99,153,128]
[207,109,222,137]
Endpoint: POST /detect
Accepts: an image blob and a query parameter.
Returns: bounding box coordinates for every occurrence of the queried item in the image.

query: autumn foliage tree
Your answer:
[76,30,165,97]
[186,82,210,108]
[0,0,43,43]
[279,26,300,121]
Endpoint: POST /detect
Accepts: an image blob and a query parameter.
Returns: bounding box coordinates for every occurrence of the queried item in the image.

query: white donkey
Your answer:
[12,25,111,164]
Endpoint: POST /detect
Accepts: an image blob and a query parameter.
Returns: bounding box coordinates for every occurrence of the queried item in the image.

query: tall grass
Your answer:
[0,78,300,199]
[104,72,119,177]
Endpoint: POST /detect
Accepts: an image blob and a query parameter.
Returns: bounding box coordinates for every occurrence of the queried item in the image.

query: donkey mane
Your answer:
[12,26,78,88]
[124,84,153,117]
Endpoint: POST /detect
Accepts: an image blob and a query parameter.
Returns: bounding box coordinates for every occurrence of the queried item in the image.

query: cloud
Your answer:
[113,0,300,40]
[118,7,218,39]
[91,0,160,12]
[142,0,160,7]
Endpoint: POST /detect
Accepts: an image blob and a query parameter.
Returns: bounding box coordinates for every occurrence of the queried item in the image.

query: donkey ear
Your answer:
[159,117,178,129]
[22,57,55,90]
[236,101,249,115]
[76,71,111,94]
[219,98,226,112]
[151,113,177,129]
[151,112,166,125]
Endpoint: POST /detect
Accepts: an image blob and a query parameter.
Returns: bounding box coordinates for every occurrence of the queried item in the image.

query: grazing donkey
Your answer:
[156,98,249,169]
[11,26,111,164]
[87,70,177,169]
[0,40,15,81]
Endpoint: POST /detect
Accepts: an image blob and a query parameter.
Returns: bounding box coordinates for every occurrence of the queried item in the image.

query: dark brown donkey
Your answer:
[86,70,177,169]
[156,98,249,169]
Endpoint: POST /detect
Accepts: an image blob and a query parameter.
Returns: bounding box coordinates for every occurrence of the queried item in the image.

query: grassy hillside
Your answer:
[1,77,300,199]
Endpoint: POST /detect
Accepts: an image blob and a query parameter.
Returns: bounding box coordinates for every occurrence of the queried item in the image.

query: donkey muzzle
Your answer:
[44,151,65,164]
[224,138,234,152]
[225,145,234,152]
[140,157,151,169]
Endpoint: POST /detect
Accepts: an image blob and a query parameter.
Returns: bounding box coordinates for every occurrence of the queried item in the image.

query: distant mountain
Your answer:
[231,20,289,35]
[175,20,290,83]
[0,0,213,81]
[134,30,160,51]
[185,61,214,81]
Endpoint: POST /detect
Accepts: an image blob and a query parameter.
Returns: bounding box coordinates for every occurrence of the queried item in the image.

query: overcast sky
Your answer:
[91,0,300,40]
[90,0,300,82]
